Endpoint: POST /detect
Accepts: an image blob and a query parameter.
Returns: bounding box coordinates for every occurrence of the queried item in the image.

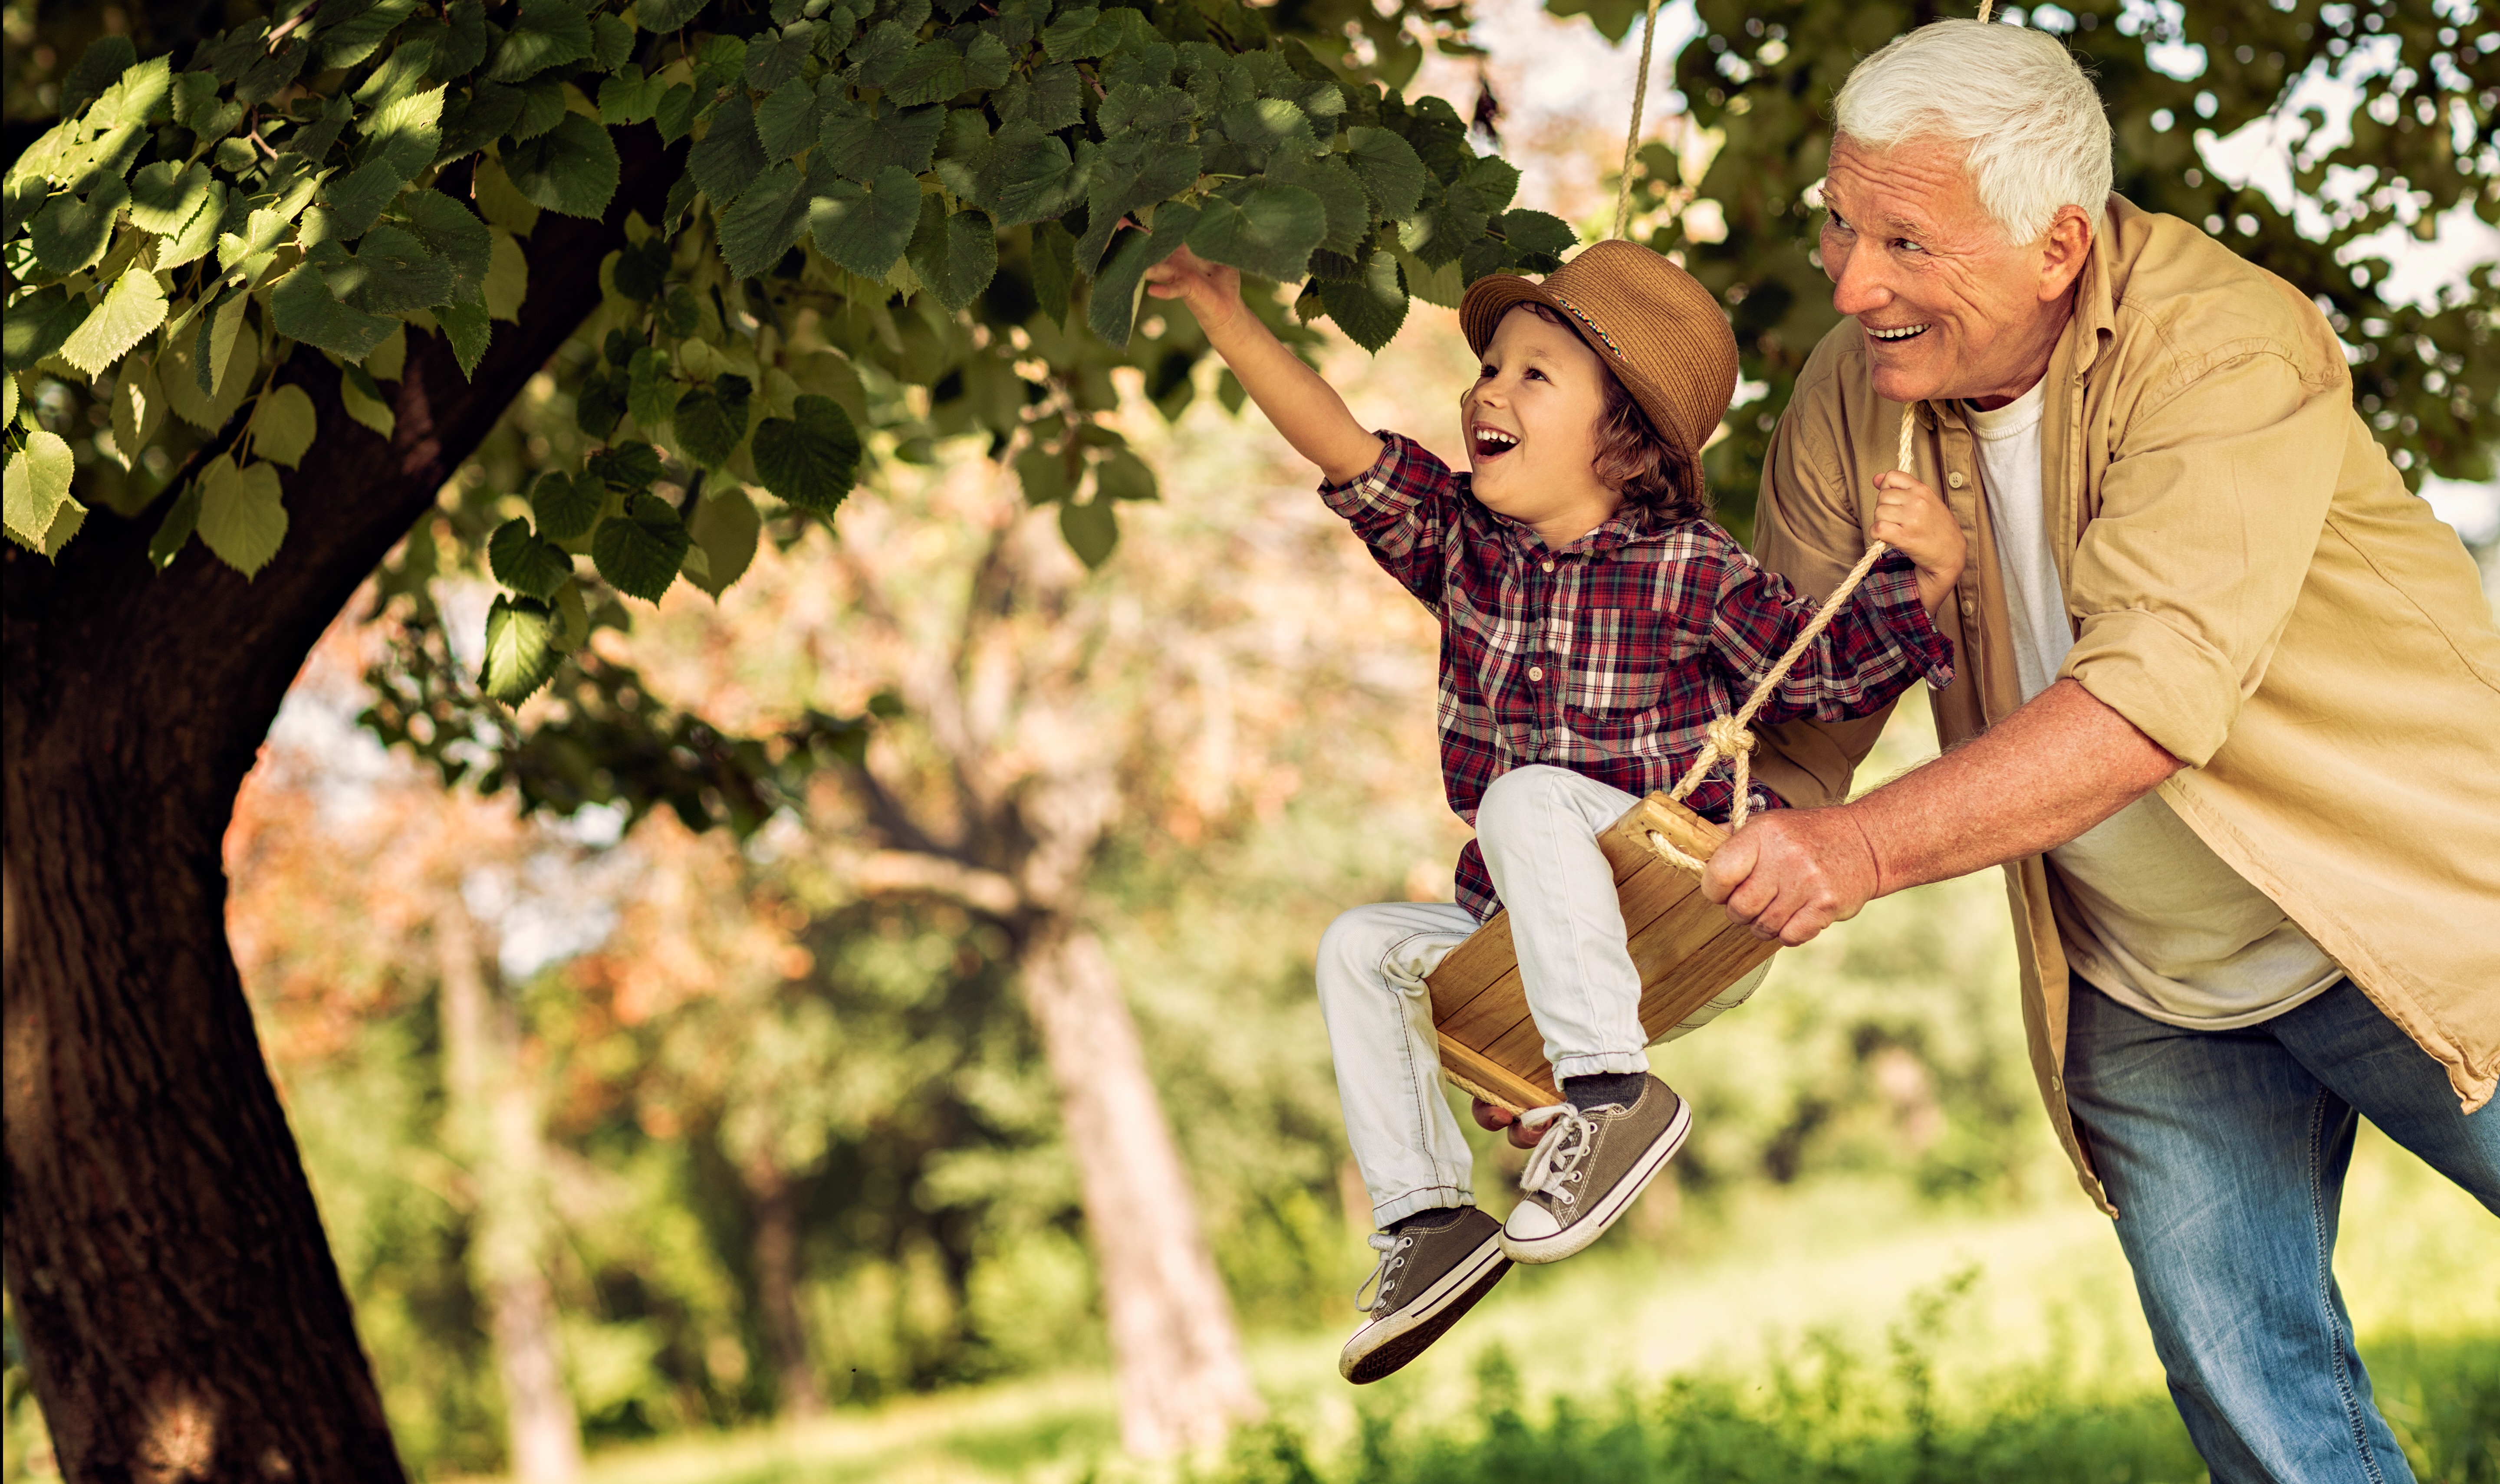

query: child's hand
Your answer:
[1471,1097,1549,1149]
[1871,471,1967,617]
[1143,246,1244,335]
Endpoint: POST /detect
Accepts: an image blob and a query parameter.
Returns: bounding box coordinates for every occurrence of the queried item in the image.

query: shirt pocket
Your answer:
[1561,607,1684,735]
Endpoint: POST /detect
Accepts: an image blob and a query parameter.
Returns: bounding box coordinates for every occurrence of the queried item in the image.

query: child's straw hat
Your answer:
[1458,240,1740,465]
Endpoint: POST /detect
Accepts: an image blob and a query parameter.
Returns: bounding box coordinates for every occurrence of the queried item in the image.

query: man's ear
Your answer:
[2038,203,2095,303]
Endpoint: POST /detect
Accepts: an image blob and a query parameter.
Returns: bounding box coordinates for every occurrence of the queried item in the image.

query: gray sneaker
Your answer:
[1339,1207,1510,1385]
[1498,1074,1691,1264]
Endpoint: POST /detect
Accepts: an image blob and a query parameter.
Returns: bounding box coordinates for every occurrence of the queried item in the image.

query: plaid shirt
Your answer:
[1322,433,1955,921]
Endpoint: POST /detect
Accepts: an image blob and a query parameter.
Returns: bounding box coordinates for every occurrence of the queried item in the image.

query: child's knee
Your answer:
[1475,764,1579,840]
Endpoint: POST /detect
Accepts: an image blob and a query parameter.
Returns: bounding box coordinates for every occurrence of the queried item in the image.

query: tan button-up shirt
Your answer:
[1750,193,2500,1212]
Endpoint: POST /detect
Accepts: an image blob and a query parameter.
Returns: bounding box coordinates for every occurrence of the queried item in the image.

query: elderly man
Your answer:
[1699,18,2500,1481]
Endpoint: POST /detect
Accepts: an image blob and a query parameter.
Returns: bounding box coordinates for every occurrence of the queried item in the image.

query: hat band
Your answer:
[1550,295,1628,364]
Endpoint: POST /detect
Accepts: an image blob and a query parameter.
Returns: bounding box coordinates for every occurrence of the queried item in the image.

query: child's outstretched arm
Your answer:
[1869,472,1966,615]
[1144,247,1384,486]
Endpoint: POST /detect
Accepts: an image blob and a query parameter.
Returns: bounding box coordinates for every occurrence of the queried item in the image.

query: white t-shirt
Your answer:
[1966,383,2342,1029]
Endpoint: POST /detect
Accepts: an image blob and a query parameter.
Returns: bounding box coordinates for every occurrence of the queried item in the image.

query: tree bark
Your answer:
[0,130,673,1481]
[743,1154,823,1419]
[434,899,583,1484]
[1019,918,1262,1458]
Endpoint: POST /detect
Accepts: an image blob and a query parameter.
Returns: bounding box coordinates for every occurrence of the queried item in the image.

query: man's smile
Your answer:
[1865,322,1932,342]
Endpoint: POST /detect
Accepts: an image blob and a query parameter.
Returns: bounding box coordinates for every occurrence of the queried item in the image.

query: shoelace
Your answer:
[1517,1103,1599,1206]
[1353,1230,1411,1314]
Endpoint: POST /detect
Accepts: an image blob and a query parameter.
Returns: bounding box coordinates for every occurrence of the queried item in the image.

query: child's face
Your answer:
[1461,307,1622,542]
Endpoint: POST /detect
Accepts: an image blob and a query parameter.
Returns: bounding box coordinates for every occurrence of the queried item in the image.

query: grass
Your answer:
[520,1123,2500,1484]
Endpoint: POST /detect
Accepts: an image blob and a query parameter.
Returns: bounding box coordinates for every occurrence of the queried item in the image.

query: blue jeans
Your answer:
[2064,978,2500,1483]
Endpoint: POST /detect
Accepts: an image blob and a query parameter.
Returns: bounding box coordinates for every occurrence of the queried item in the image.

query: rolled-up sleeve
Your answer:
[1318,432,1464,610]
[2059,350,2349,767]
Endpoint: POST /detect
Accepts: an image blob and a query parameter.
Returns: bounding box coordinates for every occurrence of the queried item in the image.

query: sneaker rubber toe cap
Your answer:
[1503,1202,1562,1241]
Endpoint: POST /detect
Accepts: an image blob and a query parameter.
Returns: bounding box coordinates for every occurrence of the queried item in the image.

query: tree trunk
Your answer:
[0,130,673,1480]
[743,1154,823,1419]
[1019,918,1262,1458]
[435,900,583,1484]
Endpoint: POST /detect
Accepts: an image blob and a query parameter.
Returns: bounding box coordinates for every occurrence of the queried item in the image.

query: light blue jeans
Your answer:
[2064,978,2500,1484]
[1316,765,1768,1225]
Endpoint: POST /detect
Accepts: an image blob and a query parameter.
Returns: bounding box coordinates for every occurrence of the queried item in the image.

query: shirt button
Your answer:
[1959,596,1975,617]
[1947,472,1966,489]
[1527,665,1545,682]
[1541,560,1556,573]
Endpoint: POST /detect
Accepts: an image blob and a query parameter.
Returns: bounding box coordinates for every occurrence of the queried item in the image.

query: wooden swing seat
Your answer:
[1424,790,1778,1114]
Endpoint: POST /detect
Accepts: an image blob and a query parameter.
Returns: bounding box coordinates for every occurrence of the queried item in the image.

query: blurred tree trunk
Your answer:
[436,898,583,1484]
[0,130,670,1478]
[743,1152,824,1418]
[834,513,1263,1457]
[1021,917,1261,1455]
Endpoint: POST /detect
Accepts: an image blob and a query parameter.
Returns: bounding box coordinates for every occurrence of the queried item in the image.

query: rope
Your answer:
[1610,0,1668,239]
[1643,409,1917,872]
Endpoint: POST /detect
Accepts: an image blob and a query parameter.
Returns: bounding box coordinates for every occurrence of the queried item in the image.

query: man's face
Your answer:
[1460,306,1618,532]
[1818,133,2086,407]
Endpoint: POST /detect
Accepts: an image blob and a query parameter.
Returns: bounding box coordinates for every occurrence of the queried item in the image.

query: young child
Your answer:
[1143,239,1965,1383]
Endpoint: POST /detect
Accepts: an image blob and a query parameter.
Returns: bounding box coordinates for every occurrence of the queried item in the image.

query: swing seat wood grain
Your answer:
[1424,791,1779,1114]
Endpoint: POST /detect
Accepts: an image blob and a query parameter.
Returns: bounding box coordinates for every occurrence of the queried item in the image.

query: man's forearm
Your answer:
[1852,678,2182,893]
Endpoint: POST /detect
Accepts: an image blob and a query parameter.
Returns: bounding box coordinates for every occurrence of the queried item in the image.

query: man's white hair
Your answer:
[1832,19,2112,243]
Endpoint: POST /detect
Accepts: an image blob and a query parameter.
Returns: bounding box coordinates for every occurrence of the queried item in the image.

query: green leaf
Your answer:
[1088,201,1198,347]
[532,468,605,540]
[1092,447,1158,502]
[1186,183,1325,283]
[963,32,1012,91]
[61,36,138,115]
[887,39,968,108]
[750,394,861,514]
[1346,126,1428,222]
[312,0,419,71]
[340,364,398,436]
[127,161,211,235]
[340,223,455,312]
[484,229,529,319]
[754,80,821,162]
[253,383,319,466]
[995,63,1085,133]
[1497,208,1575,272]
[163,296,260,429]
[653,83,698,144]
[479,593,564,703]
[1270,154,1368,259]
[684,483,760,597]
[590,13,635,70]
[327,84,447,236]
[2,288,88,372]
[1216,98,1316,170]
[439,300,492,375]
[489,515,576,598]
[156,179,227,270]
[626,345,680,428]
[1041,5,1112,61]
[273,260,401,361]
[808,165,921,280]
[1317,248,1408,352]
[148,480,203,568]
[509,77,569,143]
[1059,495,1118,568]
[638,0,711,30]
[905,197,997,314]
[743,26,810,91]
[2,430,77,549]
[717,158,812,280]
[978,120,1077,228]
[30,178,128,278]
[503,113,620,219]
[109,355,165,468]
[439,81,526,160]
[399,190,495,303]
[60,268,168,378]
[197,455,289,578]
[474,157,541,235]
[688,93,767,207]
[1031,218,1076,327]
[1076,144,1203,271]
[591,490,691,601]
[671,374,751,468]
[89,54,172,130]
[487,0,595,82]
[598,65,666,126]
[587,441,664,491]
[820,99,945,181]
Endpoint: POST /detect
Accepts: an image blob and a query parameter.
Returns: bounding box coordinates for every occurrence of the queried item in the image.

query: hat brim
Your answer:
[1457,274,1697,461]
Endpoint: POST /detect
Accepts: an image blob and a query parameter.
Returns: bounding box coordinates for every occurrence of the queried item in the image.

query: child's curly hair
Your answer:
[1515,302,1711,524]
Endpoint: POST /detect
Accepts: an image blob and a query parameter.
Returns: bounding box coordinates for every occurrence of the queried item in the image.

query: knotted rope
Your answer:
[1643,410,1915,872]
